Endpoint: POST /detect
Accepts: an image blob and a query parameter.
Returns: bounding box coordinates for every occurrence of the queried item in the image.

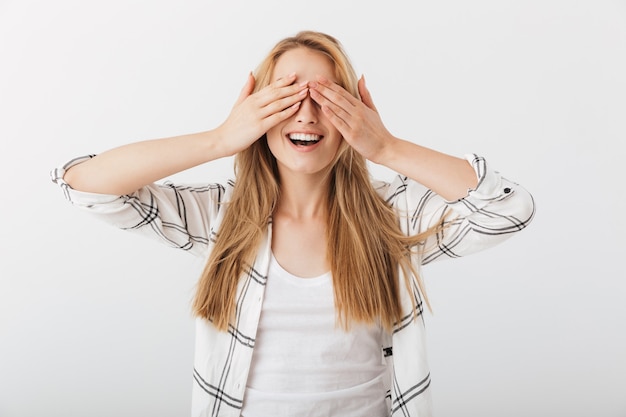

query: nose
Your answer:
[295,94,318,124]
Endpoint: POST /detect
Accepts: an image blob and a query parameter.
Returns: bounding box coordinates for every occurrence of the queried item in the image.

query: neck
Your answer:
[275,171,330,219]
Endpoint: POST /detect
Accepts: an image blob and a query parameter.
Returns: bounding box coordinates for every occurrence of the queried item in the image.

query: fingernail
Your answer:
[299,81,308,87]
[309,81,318,88]
[299,88,308,96]
[317,75,328,83]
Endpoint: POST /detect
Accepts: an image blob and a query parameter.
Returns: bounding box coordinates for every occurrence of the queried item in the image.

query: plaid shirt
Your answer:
[51,153,535,417]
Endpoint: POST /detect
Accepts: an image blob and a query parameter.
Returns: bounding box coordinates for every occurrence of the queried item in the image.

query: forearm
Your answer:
[375,137,478,201]
[64,129,229,195]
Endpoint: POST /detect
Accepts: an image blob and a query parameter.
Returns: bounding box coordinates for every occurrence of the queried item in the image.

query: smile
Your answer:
[288,133,322,147]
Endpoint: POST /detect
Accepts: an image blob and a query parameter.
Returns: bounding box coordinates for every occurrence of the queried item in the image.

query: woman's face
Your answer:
[266,47,343,178]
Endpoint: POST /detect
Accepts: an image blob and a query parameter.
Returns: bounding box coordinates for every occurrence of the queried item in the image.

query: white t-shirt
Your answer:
[241,253,389,417]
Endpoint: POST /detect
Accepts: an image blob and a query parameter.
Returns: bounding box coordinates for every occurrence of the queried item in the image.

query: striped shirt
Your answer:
[50,153,535,417]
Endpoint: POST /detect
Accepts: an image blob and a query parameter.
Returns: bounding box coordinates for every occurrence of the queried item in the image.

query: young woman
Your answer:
[51,31,535,417]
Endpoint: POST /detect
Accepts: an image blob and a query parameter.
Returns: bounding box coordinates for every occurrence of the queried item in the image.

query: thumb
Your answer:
[358,75,378,112]
[235,72,255,105]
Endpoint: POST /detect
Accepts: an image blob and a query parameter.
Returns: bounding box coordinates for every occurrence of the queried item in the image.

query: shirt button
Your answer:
[503,187,511,193]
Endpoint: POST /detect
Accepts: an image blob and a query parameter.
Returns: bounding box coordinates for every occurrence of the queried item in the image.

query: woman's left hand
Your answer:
[309,75,395,163]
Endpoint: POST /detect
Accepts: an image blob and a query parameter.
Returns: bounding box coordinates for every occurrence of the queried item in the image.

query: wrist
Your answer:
[205,127,236,159]
[369,135,401,166]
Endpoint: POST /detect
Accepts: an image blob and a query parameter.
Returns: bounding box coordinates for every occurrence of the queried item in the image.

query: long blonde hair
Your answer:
[193,31,439,331]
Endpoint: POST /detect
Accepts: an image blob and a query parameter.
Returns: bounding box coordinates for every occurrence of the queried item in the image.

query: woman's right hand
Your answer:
[62,73,308,195]
[215,72,308,156]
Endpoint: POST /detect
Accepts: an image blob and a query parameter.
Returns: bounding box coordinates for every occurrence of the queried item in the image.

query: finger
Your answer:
[313,76,360,108]
[272,72,297,87]
[256,75,306,109]
[309,88,351,132]
[261,101,302,130]
[234,72,256,105]
[309,86,351,127]
[358,75,378,112]
[259,87,308,119]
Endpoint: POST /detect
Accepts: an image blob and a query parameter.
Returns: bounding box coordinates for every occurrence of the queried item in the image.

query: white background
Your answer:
[1,1,625,416]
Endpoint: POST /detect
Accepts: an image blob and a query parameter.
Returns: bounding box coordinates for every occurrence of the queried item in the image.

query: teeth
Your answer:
[288,133,321,141]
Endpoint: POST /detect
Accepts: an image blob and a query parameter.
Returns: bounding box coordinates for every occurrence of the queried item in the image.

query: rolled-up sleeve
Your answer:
[380,153,536,264]
[50,155,227,258]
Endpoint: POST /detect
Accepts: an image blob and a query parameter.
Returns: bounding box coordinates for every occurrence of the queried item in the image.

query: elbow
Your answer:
[62,165,80,189]
[512,187,536,232]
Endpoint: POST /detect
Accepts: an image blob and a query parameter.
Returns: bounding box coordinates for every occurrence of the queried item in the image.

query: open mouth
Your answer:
[288,133,322,147]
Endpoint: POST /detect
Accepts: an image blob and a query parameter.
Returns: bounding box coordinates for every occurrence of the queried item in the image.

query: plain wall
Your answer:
[1,1,625,416]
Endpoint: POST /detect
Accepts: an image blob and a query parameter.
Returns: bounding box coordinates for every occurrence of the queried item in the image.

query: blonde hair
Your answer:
[193,31,439,331]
